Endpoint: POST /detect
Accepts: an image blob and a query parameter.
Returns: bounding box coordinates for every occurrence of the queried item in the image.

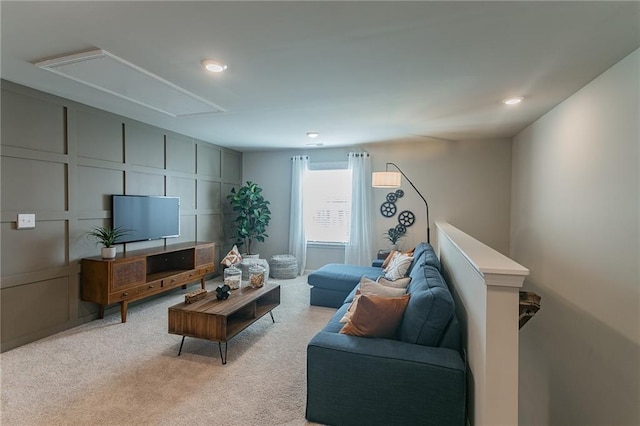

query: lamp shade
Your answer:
[372,171,401,188]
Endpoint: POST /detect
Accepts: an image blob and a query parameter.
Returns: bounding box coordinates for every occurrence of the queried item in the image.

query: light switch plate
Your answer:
[17,213,36,229]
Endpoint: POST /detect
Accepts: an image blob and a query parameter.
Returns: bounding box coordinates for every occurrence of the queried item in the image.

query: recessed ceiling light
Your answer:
[202,60,227,73]
[306,131,320,138]
[503,97,524,105]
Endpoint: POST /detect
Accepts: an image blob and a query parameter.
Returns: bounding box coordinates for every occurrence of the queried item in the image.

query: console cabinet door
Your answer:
[195,244,215,267]
[111,259,146,291]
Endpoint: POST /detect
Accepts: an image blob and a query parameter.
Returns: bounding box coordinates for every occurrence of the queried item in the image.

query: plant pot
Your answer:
[101,247,116,259]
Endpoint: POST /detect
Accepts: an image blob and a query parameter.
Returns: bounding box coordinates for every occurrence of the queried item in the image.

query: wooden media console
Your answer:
[81,242,215,323]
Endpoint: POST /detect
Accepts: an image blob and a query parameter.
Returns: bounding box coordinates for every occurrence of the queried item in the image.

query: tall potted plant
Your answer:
[87,226,130,258]
[227,181,271,255]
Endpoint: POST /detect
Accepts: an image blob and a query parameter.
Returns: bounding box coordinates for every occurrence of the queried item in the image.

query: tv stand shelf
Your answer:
[81,242,215,323]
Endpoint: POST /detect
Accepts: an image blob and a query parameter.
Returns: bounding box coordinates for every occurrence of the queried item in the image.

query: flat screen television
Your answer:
[112,195,180,243]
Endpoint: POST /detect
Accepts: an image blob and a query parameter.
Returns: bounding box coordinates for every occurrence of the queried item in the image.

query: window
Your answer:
[304,167,352,243]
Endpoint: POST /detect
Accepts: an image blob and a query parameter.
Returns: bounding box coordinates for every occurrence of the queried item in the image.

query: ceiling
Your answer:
[2,1,639,151]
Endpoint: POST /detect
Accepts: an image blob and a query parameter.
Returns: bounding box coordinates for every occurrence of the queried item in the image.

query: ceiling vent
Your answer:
[35,49,226,117]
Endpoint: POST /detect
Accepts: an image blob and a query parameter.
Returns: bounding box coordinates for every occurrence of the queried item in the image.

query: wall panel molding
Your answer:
[1,79,242,352]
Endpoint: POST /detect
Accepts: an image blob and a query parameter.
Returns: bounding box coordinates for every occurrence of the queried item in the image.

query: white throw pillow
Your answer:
[383,253,413,281]
[359,276,407,297]
[377,276,411,289]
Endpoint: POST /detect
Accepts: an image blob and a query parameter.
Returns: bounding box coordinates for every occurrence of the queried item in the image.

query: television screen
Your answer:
[112,195,180,243]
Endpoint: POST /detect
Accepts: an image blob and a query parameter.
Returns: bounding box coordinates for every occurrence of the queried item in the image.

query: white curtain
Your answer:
[288,155,309,275]
[345,152,375,265]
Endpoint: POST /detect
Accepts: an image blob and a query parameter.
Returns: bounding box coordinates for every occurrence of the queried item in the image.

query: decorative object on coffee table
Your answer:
[238,254,270,281]
[224,264,242,289]
[220,244,242,267]
[216,284,231,300]
[249,264,265,288]
[269,254,298,279]
[185,288,208,304]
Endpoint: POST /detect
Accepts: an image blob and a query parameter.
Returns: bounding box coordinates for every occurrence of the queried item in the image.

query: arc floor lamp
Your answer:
[372,162,431,243]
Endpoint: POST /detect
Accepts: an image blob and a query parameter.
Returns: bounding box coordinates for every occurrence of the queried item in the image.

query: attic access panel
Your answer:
[35,49,226,117]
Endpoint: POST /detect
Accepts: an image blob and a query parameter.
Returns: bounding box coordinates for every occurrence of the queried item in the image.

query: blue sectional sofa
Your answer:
[306,243,466,426]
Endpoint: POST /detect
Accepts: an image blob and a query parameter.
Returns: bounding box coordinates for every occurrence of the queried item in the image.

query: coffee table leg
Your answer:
[269,311,275,323]
[178,336,186,356]
[178,337,227,364]
[218,342,228,365]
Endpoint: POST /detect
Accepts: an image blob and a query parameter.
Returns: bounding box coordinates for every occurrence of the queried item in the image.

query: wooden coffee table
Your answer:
[168,283,280,364]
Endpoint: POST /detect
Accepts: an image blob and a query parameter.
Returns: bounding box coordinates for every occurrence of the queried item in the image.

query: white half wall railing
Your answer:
[436,222,529,426]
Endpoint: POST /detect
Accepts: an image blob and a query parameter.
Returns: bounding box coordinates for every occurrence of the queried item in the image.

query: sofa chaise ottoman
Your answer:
[307,263,383,308]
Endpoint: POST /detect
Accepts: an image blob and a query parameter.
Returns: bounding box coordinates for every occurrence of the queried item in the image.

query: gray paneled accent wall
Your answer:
[0,80,242,352]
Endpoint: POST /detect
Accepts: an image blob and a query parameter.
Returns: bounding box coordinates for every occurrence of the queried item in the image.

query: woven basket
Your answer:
[269,255,298,279]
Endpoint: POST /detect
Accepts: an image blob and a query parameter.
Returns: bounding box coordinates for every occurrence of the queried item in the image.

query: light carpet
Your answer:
[1,274,335,425]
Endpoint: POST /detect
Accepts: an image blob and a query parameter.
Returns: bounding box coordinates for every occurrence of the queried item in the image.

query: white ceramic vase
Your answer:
[101,247,116,259]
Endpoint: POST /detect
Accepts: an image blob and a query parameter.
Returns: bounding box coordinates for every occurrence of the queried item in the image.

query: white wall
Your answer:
[511,48,639,425]
[242,137,512,268]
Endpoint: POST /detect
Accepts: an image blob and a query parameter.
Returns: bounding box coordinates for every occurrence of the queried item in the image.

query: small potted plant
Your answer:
[383,227,405,250]
[87,226,130,258]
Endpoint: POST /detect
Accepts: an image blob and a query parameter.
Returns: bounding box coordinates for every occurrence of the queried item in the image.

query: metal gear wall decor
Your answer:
[398,210,416,227]
[380,201,397,217]
[379,189,416,241]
